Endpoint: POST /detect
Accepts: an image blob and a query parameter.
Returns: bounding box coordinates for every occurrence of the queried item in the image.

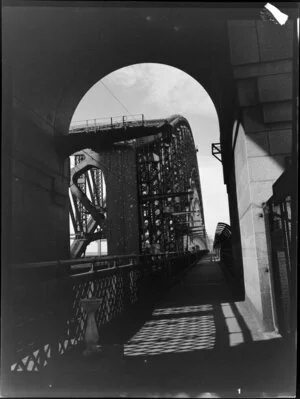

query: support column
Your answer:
[234,121,286,331]
[227,19,294,332]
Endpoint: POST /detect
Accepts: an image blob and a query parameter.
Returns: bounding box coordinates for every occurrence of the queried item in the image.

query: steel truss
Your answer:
[69,153,106,258]
[68,115,207,257]
[136,119,206,254]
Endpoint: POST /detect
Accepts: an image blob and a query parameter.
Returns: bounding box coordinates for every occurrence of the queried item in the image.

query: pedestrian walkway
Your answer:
[15,256,295,398]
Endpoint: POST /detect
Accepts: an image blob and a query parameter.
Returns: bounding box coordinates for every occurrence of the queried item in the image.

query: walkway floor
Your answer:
[14,256,296,397]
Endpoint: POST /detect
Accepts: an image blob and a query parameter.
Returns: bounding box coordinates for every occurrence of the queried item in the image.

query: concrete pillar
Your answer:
[227,19,294,331]
[226,149,245,295]
[234,122,279,330]
[11,100,70,263]
[9,77,71,263]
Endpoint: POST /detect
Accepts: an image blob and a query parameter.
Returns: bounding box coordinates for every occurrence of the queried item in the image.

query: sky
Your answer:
[71,63,230,239]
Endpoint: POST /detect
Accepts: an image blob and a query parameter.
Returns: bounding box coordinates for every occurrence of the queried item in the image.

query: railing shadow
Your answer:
[49,298,293,398]
[7,251,206,396]
[7,253,295,397]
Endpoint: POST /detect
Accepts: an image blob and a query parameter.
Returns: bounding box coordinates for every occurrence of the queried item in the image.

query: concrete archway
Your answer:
[2,5,235,138]
[62,61,222,138]
[3,2,297,335]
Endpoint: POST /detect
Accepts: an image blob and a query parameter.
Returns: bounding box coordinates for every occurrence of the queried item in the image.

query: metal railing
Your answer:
[69,114,145,133]
[9,250,205,374]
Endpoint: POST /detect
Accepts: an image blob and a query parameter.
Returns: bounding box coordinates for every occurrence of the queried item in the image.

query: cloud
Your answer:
[105,64,150,88]
[105,63,217,118]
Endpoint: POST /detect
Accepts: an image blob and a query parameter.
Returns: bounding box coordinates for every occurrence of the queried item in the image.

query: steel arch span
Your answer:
[67,114,208,257]
[136,115,207,254]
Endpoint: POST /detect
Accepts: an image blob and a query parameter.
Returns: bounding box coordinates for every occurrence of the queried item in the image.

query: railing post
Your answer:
[46,277,68,386]
[80,298,103,356]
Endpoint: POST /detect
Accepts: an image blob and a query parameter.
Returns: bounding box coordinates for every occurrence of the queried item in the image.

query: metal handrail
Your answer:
[11,254,140,270]
[70,262,138,280]
[69,114,145,132]
[11,250,196,270]
[71,114,144,125]
[9,249,205,374]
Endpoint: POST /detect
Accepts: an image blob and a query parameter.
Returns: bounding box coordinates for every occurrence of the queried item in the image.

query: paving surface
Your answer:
[10,256,296,398]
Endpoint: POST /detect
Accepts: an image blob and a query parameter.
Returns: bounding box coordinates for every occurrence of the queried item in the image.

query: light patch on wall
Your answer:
[263,3,289,25]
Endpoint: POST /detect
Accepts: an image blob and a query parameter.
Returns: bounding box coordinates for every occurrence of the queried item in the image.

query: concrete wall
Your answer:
[2,5,236,265]
[233,121,289,331]
[227,19,294,331]
[235,124,264,316]
[226,151,245,295]
[2,6,296,330]
[11,94,70,264]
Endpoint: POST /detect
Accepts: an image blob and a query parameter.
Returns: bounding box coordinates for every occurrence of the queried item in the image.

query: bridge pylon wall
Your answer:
[10,99,70,264]
[224,19,296,333]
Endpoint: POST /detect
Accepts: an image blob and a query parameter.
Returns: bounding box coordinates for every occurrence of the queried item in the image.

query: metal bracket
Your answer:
[212,143,222,163]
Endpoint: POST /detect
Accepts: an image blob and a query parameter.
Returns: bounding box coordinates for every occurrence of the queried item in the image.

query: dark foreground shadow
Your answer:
[8,261,296,398]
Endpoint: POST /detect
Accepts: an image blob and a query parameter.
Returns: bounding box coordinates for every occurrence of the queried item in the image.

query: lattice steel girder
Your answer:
[140,191,191,203]
[67,115,207,255]
[136,116,206,253]
[69,154,107,258]
[212,143,222,163]
[60,120,172,158]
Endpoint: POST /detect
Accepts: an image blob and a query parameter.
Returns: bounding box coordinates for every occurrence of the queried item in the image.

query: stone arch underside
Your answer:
[3,6,233,139]
[4,3,298,336]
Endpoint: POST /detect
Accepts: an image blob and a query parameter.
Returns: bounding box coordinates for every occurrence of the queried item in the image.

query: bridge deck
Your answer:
[11,256,294,398]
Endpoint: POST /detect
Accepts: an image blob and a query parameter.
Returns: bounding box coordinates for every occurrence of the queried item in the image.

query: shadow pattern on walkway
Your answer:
[10,257,296,398]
